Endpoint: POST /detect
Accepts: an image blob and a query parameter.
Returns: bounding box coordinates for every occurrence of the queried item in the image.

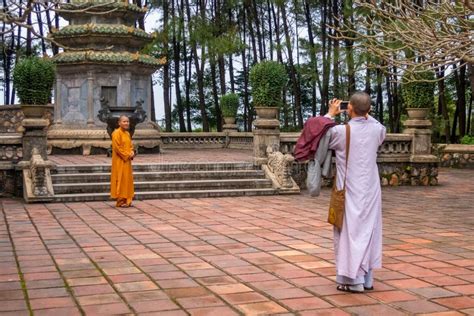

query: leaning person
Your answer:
[110,115,135,208]
[325,91,386,293]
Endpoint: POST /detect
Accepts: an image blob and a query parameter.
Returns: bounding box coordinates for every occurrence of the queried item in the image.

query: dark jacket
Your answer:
[294,116,337,162]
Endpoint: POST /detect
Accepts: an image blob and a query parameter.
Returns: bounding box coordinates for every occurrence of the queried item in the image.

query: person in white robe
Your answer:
[325,91,386,293]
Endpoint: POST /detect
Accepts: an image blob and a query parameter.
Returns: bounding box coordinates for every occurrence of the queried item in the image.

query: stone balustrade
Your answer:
[434,144,474,168]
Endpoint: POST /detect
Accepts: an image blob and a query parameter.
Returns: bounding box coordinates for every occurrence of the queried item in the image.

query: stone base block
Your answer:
[47,124,161,155]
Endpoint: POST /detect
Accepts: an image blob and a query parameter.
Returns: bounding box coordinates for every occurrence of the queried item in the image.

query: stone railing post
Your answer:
[253,107,280,165]
[403,117,438,163]
[403,116,439,185]
[17,105,55,202]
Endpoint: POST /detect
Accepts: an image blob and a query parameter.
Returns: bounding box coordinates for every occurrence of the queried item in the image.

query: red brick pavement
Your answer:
[1,168,473,315]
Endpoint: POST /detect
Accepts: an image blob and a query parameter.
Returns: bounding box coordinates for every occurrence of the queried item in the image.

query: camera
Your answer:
[340,101,349,110]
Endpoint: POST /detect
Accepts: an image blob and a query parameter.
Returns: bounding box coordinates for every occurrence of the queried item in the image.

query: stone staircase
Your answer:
[51,162,277,202]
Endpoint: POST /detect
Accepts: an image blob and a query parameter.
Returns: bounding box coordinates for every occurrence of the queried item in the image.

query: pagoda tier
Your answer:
[50,24,154,50]
[58,0,146,26]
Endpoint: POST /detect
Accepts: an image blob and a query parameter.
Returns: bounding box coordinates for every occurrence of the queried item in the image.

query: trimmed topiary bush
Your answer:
[13,56,56,105]
[220,93,239,117]
[401,70,436,108]
[249,60,287,107]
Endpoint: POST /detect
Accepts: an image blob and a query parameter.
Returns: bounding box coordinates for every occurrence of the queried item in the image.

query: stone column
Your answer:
[146,76,152,123]
[253,107,280,165]
[54,78,62,124]
[87,71,94,125]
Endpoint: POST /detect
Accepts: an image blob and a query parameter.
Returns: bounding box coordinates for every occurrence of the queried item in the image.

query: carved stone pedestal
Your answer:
[403,118,439,185]
[253,120,280,165]
[22,118,49,161]
[19,106,55,202]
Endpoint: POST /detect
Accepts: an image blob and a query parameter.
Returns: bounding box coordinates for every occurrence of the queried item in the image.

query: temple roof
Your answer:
[54,51,166,68]
[59,0,147,17]
[51,24,153,39]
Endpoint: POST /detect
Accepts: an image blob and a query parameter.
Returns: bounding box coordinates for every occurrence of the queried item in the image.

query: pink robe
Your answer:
[328,115,386,280]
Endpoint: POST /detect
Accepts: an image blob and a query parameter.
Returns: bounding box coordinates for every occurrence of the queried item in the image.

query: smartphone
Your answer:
[340,101,349,110]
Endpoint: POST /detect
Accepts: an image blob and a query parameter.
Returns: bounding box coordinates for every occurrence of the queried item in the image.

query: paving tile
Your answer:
[176,295,225,309]
[115,281,159,292]
[76,293,123,305]
[393,300,449,314]
[265,287,313,299]
[221,292,268,304]
[237,301,288,315]
[386,278,433,289]
[208,283,253,294]
[433,297,474,309]
[281,297,333,310]
[130,299,180,312]
[33,307,82,316]
[0,300,28,312]
[299,308,351,316]
[81,302,131,314]
[165,287,210,298]
[445,284,474,295]
[30,297,76,310]
[367,290,418,302]
[324,294,377,307]
[188,306,240,316]
[409,287,459,299]
[345,304,407,316]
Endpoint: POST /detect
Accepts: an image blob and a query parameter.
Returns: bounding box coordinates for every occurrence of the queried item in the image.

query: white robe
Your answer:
[328,115,386,280]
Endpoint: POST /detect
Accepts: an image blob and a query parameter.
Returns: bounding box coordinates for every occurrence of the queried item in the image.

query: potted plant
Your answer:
[401,70,435,120]
[220,93,239,125]
[13,56,56,118]
[249,60,287,120]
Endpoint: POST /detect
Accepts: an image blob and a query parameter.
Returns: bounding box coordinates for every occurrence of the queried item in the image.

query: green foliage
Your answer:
[401,70,436,108]
[13,56,55,105]
[249,61,287,108]
[460,135,474,145]
[220,93,239,117]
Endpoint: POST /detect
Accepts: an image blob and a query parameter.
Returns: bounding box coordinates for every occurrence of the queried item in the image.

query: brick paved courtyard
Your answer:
[1,168,473,315]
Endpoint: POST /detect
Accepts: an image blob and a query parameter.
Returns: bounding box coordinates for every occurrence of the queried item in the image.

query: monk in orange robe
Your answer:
[110,115,135,207]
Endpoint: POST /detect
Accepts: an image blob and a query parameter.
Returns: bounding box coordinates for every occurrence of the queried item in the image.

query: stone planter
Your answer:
[223,117,238,132]
[255,107,279,120]
[21,104,49,118]
[223,117,236,125]
[406,108,430,120]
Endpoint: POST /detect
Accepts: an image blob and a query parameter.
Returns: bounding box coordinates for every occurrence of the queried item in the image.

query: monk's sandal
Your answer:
[336,284,364,293]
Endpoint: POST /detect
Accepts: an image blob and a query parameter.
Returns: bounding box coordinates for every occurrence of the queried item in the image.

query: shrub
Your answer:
[249,60,287,107]
[220,93,239,117]
[401,70,436,108]
[13,56,56,105]
[461,135,474,145]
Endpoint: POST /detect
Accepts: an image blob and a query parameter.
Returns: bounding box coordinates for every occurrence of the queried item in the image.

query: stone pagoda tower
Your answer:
[47,0,165,155]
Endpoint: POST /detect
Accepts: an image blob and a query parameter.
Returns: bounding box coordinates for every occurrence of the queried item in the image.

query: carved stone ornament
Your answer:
[265,146,299,192]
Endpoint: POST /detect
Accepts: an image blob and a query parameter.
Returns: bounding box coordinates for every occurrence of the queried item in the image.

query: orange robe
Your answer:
[110,128,134,206]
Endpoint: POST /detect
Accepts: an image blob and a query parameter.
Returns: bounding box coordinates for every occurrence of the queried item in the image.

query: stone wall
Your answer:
[434,144,474,168]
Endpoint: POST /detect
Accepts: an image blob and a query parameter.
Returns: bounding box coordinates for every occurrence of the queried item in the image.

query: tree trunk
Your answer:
[436,66,450,143]
[163,0,172,131]
[343,0,356,96]
[280,2,303,128]
[251,0,264,60]
[376,67,383,124]
[320,0,331,115]
[172,0,186,131]
[211,60,222,131]
[332,0,341,98]
[303,0,321,116]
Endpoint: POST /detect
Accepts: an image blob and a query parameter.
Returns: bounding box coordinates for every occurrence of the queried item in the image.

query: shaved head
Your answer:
[349,91,371,116]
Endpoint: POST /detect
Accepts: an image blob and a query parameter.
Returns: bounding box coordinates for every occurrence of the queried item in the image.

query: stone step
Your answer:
[53,162,257,174]
[53,179,273,194]
[51,170,266,183]
[52,188,277,202]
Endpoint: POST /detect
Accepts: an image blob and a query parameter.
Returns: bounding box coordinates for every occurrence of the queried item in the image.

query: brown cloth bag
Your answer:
[328,124,350,230]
